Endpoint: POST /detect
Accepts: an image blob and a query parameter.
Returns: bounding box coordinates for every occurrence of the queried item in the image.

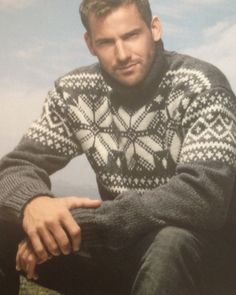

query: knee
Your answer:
[150,226,203,263]
[157,226,198,244]
[131,228,205,295]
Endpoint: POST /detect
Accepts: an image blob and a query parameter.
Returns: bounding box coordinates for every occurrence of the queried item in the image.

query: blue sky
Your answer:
[0,0,236,197]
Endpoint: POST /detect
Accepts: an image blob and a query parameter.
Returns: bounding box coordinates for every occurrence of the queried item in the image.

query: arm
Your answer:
[0,83,80,216]
[71,87,236,251]
[0,83,101,259]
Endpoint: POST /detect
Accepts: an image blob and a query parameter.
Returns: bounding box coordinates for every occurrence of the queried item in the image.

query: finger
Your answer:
[61,212,81,252]
[38,228,60,256]
[16,241,27,271]
[77,198,102,208]
[48,223,72,255]
[61,197,102,210]
[29,232,48,261]
[19,244,31,273]
[26,254,38,281]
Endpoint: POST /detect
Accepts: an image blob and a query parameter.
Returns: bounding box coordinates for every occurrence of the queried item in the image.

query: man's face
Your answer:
[85,4,161,87]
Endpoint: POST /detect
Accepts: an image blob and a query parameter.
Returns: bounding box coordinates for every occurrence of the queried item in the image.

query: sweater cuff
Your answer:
[71,208,103,250]
[3,181,54,218]
[71,193,165,251]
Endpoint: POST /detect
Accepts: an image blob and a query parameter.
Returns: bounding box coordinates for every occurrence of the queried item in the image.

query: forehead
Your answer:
[87,3,147,38]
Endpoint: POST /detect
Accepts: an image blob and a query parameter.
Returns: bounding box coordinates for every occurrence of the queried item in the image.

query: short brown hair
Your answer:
[79,0,152,32]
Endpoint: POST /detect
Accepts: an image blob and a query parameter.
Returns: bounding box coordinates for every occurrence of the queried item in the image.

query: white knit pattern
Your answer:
[25,66,236,194]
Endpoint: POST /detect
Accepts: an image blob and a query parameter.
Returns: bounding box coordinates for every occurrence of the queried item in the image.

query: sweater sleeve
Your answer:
[0,81,81,217]
[72,87,236,251]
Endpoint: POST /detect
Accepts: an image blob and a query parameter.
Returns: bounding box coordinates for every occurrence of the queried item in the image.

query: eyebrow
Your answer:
[122,28,142,38]
[94,27,143,45]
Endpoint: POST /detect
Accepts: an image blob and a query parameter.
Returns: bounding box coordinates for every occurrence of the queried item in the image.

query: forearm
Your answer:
[0,138,70,217]
[72,160,235,251]
[0,82,81,217]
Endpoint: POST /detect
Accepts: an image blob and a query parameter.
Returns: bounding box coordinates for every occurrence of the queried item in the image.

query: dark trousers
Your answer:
[1,208,236,295]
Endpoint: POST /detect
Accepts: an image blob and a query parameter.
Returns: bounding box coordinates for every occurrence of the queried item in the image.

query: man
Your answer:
[0,0,236,294]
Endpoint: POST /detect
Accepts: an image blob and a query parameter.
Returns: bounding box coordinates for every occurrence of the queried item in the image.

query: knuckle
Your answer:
[61,240,69,248]
[35,247,45,258]
[49,244,59,254]
[27,256,34,263]
[60,240,70,250]
[45,218,54,227]
[58,210,66,219]
[71,227,81,238]
[34,223,45,233]
[27,229,37,237]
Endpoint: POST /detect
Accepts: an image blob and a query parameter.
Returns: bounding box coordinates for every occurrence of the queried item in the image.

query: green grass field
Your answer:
[19,276,60,295]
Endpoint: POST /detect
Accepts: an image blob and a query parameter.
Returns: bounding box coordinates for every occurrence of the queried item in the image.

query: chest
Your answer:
[71,93,185,173]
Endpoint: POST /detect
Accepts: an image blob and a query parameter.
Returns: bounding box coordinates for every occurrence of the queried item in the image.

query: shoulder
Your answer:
[164,50,233,93]
[161,50,236,126]
[54,63,108,92]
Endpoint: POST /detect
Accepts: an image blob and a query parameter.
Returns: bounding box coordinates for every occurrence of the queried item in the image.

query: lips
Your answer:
[116,63,138,72]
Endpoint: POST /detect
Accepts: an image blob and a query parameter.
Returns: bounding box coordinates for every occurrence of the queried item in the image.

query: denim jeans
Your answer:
[1,208,236,295]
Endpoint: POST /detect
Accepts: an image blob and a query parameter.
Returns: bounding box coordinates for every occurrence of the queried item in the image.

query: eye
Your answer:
[126,32,138,39]
[97,39,113,46]
[124,30,141,41]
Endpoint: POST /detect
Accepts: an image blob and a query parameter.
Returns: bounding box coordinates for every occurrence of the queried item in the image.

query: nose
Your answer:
[115,41,130,64]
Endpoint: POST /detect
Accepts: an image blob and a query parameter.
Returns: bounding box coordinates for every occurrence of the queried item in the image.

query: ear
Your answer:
[150,16,162,41]
[84,32,96,56]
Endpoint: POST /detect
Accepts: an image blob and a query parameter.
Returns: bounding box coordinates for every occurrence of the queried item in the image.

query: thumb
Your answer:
[61,197,102,210]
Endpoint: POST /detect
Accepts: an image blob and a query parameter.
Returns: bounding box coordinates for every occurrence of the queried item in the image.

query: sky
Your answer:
[0,0,236,197]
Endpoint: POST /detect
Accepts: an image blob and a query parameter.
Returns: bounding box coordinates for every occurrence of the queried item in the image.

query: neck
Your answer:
[101,39,167,109]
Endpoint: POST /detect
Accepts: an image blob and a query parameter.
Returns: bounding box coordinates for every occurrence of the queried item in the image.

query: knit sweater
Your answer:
[0,45,236,251]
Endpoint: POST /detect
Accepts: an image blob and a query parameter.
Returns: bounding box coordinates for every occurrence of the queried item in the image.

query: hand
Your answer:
[16,239,47,280]
[23,196,101,261]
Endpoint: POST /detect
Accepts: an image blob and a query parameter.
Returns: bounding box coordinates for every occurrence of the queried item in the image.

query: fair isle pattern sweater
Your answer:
[0,48,236,251]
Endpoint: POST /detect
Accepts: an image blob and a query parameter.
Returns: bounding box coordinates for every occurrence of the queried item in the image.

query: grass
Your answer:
[19,276,61,295]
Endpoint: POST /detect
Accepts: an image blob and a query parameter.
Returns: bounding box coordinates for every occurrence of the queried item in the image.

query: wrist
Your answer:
[23,195,54,216]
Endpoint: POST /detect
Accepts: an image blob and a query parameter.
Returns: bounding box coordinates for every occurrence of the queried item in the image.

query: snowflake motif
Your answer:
[107,103,165,170]
[73,95,117,165]
[25,65,236,195]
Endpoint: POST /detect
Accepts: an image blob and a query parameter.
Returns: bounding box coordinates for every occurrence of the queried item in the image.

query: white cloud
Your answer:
[12,37,95,81]
[203,21,232,38]
[152,3,184,19]
[162,22,190,37]
[181,0,224,5]
[0,0,36,11]
[183,21,236,92]
[151,0,228,18]
[16,45,45,60]
[0,80,46,152]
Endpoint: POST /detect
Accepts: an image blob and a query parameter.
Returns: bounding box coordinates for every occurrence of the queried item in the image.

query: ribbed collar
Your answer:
[101,39,167,110]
